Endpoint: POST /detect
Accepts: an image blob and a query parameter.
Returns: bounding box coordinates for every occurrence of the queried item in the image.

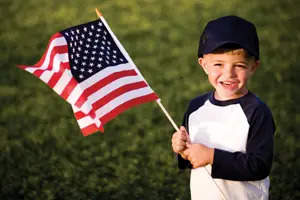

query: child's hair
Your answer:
[198,16,259,60]
[210,43,257,61]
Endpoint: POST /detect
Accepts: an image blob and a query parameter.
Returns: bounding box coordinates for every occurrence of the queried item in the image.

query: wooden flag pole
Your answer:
[156,99,179,131]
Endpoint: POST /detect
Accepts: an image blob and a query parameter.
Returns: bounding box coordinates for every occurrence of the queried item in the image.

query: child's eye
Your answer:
[236,64,246,68]
[214,63,222,67]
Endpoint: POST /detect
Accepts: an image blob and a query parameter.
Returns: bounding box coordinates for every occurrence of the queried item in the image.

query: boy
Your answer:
[171,16,275,200]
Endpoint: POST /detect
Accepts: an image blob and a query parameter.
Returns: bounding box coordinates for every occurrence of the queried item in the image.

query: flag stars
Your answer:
[61,19,130,83]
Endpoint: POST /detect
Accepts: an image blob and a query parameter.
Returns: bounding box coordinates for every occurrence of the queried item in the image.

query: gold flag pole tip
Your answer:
[95,8,102,18]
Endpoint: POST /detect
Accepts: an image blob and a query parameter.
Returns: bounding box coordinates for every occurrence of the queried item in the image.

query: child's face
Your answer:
[198,49,259,100]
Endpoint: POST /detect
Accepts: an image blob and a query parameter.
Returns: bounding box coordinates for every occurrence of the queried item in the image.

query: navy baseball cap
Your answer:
[198,15,259,60]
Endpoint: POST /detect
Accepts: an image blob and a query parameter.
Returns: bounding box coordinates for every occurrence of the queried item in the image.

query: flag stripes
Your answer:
[19,18,159,135]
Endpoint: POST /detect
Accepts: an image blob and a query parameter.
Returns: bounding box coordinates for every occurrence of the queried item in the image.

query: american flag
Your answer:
[18,15,159,136]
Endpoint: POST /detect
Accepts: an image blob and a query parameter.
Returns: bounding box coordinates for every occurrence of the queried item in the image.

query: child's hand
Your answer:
[171,126,191,159]
[183,143,214,168]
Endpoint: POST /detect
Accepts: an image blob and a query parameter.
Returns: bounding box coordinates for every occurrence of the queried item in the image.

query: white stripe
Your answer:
[39,53,69,83]
[67,84,83,105]
[96,86,154,118]
[77,116,95,129]
[52,53,69,72]
[39,70,54,83]
[53,69,73,95]
[26,37,67,73]
[71,105,101,128]
[88,75,144,104]
[79,62,134,89]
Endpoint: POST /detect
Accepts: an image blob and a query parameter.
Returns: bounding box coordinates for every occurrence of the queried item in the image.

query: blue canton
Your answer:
[60,20,128,83]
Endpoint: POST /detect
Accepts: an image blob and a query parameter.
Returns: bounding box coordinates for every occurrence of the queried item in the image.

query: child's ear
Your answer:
[198,58,209,74]
[250,60,260,75]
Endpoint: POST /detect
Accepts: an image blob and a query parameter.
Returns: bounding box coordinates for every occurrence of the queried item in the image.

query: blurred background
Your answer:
[0,0,299,199]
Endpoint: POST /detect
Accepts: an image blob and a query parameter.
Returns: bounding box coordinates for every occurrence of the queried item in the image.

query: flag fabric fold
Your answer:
[19,15,159,136]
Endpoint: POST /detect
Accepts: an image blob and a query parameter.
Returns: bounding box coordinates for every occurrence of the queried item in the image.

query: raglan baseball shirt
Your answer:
[178,91,275,200]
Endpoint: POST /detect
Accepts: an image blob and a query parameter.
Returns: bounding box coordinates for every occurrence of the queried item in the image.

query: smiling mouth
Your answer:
[220,81,238,88]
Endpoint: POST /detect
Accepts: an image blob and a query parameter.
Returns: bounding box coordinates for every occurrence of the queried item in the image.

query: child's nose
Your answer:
[223,66,236,77]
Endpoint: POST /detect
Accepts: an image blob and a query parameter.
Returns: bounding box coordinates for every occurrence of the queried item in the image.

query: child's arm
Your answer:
[211,105,275,181]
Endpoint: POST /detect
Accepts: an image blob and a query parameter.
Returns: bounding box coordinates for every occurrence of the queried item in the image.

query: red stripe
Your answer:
[60,78,78,100]
[47,62,70,88]
[35,33,64,67]
[46,45,68,71]
[74,110,96,120]
[74,69,138,108]
[100,93,159,124]
[47,68,66,88]
[81,124,103,136]
[32,69,44,78]
[92,81,148,111]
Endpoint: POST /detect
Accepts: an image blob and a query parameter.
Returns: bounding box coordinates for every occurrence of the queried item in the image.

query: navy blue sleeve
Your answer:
[177,112,193,170]
[211,104,275,181]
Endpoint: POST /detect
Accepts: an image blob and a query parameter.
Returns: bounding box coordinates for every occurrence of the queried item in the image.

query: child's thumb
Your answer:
[186,142,192,148]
